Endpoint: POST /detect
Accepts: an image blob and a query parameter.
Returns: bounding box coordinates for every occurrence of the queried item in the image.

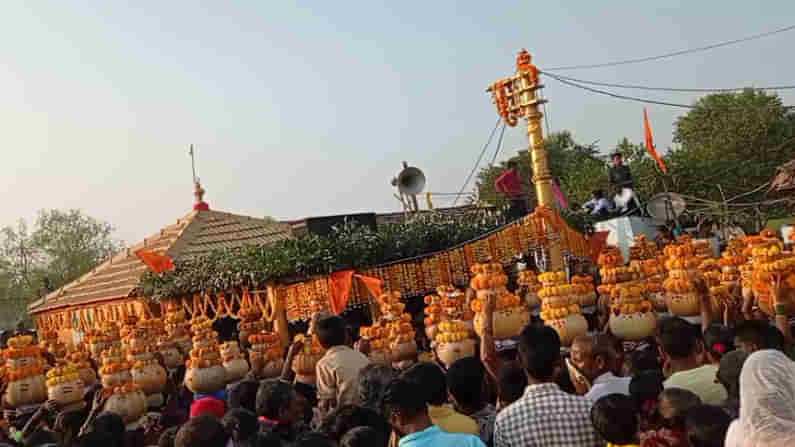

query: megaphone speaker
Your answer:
[397,167,426,195]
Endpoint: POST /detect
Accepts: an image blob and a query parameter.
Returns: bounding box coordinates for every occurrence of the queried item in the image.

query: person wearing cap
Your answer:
[189,396,225,419]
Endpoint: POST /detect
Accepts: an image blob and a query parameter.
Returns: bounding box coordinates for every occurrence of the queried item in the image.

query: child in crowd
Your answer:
[315,316,371,413]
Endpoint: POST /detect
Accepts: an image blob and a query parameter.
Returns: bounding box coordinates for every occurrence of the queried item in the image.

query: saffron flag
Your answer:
[135,249,175,273]
[328,270,355,315]
[644,108,668,174]
[328,271,384,315]
[355,274,383,301]
[589,231,610,263]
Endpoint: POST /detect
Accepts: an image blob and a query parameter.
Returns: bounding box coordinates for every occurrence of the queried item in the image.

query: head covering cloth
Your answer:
[728,350,795,447]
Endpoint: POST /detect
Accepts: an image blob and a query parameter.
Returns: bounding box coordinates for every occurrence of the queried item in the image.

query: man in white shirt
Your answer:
[569,334,631,403]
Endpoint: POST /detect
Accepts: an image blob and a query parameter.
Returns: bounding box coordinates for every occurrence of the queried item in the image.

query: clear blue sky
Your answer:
[2,1,794,244]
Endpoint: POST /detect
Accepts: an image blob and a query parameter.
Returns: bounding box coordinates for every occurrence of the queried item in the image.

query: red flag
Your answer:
[328,270,355,315]
[588,231,610,263]
[644,109,668,174]
[135,249,175,273]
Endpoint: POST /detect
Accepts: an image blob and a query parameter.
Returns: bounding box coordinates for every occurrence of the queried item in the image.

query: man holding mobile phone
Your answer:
[569,334,631,403]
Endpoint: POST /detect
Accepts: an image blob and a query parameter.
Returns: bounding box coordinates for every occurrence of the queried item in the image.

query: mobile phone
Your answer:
[565,358,592,391]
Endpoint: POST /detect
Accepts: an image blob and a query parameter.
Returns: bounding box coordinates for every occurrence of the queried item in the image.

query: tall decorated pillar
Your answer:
[488,49,563,270]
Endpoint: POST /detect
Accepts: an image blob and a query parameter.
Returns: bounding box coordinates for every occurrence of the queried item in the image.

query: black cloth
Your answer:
[608,165,634,189]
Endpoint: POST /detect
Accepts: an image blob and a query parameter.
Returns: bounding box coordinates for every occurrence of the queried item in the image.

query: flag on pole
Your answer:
[550,178,569,210]
[135,249,175,273]
[328,270,355,315]
[644,109,668,174]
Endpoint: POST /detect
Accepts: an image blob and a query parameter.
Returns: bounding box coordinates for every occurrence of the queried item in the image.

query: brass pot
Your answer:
[609,311,657,341]
[102,370,132,388]
[131,364,167,395]
[104,391,147,424]
[185,364,227,394]
[665,292,700,317]
[4,375,47,408]
[474,308,530,340]
[223,358,250,384]
[544,313,588,346]
[435,339,475,368]
[48,379,85,409]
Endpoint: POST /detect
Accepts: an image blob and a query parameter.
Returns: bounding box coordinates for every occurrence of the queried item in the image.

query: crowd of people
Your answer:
[2,280,795,447]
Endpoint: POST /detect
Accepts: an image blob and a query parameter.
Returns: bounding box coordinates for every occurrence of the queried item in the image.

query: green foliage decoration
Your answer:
[139,212,508,299]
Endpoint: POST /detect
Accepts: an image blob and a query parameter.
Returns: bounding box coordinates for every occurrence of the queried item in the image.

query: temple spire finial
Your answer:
[189,145,209,211]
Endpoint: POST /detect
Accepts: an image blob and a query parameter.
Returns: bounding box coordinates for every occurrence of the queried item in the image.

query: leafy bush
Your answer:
[139,212,508,298]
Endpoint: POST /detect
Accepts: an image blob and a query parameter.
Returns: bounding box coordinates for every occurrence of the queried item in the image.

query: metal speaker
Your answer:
[396,166,426,195]
[646,192,687,222]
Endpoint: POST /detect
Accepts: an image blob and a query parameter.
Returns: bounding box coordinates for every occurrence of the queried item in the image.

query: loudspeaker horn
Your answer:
[396,166,426,195]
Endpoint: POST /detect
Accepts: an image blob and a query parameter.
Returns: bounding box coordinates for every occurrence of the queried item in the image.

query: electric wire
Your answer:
[544,24,795,70]
[453,117,502,206]
[544,71,695,108]
[539,70,795,93]
[539,88,552,137]
[489,120,508,166]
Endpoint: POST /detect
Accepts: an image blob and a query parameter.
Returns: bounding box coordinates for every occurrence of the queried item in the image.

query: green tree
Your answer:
[475,130,605,209]
[670,89,795,200]
[0,221,47,322]
[31,209,119,289]
[0,210,120,326]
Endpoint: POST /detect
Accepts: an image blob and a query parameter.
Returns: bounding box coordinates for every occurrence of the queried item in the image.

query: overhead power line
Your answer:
[544,72,694,108]
[489,121,508,166]
[453,117,502,206]
[544,71,795,109]
[540,70,795,93]
[544,23,795,71]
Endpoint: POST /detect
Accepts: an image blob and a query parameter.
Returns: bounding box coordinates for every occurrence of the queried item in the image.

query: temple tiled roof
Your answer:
[28,209,292,314]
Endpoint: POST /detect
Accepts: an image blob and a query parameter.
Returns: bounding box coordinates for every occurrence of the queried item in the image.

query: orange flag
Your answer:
[135,249,175,273]
[589,231,610,263]
[355,274,383,301]
[644,108,668,174]
[328,270,355,315]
